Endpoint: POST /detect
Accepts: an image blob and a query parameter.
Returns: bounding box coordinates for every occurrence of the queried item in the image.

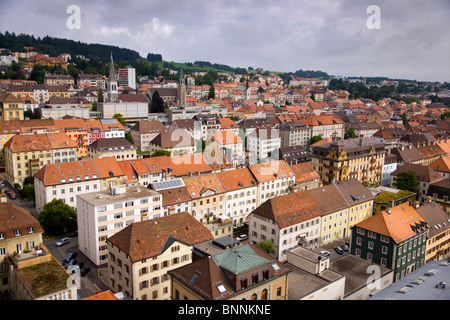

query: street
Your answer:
[44,234,110,299]
[1,173,110,299]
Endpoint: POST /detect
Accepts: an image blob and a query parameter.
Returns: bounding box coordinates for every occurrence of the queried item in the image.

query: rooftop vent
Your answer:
[397,285,413,294]
[425,268,439,276]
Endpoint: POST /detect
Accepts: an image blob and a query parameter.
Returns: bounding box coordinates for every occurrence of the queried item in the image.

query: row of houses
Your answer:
[0,118,125,184]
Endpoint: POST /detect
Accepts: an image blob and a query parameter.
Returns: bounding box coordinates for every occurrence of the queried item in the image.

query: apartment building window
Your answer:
[140,280,149,290]
[368,241,374,250]
[240,277,248,290]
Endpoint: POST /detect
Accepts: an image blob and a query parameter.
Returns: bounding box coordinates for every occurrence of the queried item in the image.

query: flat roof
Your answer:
[286,263,342,300]
[329,254,393,297]
[369,260,450,300]
[16,258,72,299]
[77,185,160,206]
[193,236,244,257]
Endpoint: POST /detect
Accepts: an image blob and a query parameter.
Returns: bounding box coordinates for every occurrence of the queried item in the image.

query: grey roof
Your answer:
[88,137,135,152]
[334,178,375,206]
[212,245,271,275]
[311,137,385,158]
[369,260,450,300]
[151,178,185,191]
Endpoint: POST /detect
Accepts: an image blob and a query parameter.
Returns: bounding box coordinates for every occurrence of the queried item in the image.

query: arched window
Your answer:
[261,289,268,300]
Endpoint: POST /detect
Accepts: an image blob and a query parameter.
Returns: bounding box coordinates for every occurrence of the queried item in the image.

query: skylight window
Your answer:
[217,285,227,294]
[272,263,280,271]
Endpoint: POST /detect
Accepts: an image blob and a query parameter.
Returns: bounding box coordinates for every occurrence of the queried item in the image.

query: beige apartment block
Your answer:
[311,136,386,186]
[4,132,77,185]
[86,137,137,160]
[77,185,162,266]
[106,212,213,300]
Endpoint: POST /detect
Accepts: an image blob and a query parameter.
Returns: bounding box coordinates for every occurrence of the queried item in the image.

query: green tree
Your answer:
[151,149,171,157]
[256,240,274,254]
[151,90,165,113]
[345,128,357,139]
[401,112,408,125]
[97,88,104,103]
[113,113,126,126]
[309,135,323,145]
[38,199,77,235]
[126,132,134,144]
[393,171,420,195]
[208,84,215,100]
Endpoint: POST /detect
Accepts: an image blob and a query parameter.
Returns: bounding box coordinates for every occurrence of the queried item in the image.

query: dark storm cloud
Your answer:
[0,0,449,82]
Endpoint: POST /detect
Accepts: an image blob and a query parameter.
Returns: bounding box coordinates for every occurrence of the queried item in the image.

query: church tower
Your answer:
[107,53,119,103]
[245,77,250,100]
[177,68,186,106]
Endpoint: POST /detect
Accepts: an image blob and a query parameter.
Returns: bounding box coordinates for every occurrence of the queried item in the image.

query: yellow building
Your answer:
[149,129,196,157]
[183,173,226,225]
[309,179,375,244]
[46,85,72,99]
[106,212,214,300]
[311,136,386,186]
[0,202,77,300]
[416,201,450,263]
[4,132,77,185]
[309,185,351,244]
[28,53,68,70]
[0,93,24,121]
[169,244,291,300]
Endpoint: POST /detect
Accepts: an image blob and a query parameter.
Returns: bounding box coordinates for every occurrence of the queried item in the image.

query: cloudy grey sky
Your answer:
[0,0,449,82]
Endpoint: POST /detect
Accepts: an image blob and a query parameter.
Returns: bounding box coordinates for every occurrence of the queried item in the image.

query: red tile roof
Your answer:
[107,212,213,262]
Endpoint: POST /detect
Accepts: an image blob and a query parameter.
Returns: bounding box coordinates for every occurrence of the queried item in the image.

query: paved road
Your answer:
[1,175,110,299]
[44,235,110,299]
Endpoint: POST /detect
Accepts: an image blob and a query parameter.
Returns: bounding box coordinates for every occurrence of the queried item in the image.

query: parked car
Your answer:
[64,259,78,269]
[80,267,91,277]
[341,244,349,252]
[320,250,331,256]
[8,191,16,199]
[0,181,5,188]
[236,234,248,241]
[76,261,85,269]
[63,252,77,263]
[334,246,344,255]
[56,238,70,247]
[70,231,78,237]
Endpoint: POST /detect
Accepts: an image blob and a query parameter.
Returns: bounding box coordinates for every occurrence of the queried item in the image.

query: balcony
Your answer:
[8,244,52,269]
